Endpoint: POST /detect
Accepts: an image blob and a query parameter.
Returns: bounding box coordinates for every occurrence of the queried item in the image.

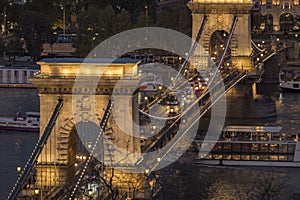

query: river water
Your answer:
[0,84,299,199]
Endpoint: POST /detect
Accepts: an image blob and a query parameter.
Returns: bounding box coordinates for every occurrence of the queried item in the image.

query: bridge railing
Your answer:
[7,98,63,200]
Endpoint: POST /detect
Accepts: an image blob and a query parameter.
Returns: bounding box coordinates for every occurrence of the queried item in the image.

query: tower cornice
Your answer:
[188,2,253,14]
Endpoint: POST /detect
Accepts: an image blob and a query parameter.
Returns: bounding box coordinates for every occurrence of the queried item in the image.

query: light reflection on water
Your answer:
[0,85,300,199]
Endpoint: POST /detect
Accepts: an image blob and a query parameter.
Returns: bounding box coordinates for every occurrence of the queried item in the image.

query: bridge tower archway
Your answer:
[209,30,232,67]
[280,12,295,31]
[30,58,142,191]
[188,0,254,72]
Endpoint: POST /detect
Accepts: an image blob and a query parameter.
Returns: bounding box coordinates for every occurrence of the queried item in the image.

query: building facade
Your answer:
[0,65,40,86]
[254,0,300,31]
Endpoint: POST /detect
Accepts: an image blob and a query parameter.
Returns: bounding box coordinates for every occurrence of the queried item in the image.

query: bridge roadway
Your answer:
[65,15,244,198]
[78,15,247,198]
[140,69,243,152]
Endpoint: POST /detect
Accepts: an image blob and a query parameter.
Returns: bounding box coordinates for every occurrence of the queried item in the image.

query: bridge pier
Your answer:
[226,82,276,118]
[29,58,148,198]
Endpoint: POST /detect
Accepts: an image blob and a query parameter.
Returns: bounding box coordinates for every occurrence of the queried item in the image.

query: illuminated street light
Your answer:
[60,5,66,34]
[152,125,157,130]
[16,166,21,173]
[88,189,93,196]
[34,189,39,195]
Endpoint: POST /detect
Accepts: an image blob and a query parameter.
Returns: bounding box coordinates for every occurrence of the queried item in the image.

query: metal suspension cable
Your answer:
[7,98,63,200]
[141,70,246,153]
[139,16,207,118]
[68,100,113,200]
[173,15,207,84]
[138,69,238,121]
[130,71,248,200]
[208,16,238,88]
[146,71,247,171]
[251,40,265,52]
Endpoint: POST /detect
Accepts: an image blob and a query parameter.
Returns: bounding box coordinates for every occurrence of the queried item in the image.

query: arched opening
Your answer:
[251,12,263,33]
[73,121,102,162]
[209,30,232,68]
[263,14,273,32]
[280,12,294,31]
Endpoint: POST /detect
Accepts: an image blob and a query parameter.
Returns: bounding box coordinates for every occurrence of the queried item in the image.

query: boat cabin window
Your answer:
[293,84,299,88]
[15,116,26,121]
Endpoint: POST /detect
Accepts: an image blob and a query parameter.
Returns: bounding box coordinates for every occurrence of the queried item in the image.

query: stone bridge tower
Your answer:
[259,0,300,31]
[188,1,276,118]
[188,0,254,71]
[30,58,141,190]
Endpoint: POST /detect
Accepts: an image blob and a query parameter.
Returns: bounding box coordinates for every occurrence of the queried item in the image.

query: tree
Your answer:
[72,5,132,57]
[5,38,24,61]
[15,11,53,61]
[0,38,5,58]
[155,3,191,36]
[24,0,61,25]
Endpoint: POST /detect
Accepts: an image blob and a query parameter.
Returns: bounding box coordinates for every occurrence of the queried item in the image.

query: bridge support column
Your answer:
[226,82,276,118]
[273,15,280,32]
[30,58,143,196]
[231,56,254,72]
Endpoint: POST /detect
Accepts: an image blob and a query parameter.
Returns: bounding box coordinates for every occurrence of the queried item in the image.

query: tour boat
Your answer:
[194,126,300,167]
[0,112,40,132]
[279,67,300,91]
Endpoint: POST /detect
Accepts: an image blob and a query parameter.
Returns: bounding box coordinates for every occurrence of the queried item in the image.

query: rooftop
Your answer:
[38,57,141,64]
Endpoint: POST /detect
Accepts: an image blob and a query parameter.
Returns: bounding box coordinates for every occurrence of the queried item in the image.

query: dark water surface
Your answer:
[0,88,39,199]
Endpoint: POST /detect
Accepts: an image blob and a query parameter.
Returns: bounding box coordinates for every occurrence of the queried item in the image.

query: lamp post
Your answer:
[3,5,6,34]
[61,5,66,34]
[88,189,93,199]
[34,189,42,200]
[145,5,148,27]
[16,166,21,173]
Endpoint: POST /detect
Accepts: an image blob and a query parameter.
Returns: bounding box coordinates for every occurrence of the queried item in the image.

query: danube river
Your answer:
[0,85,300,199]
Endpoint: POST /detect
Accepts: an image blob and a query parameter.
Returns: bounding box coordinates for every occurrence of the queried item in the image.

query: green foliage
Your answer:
[72,5,133,57]
[24,0,61,24]
[5,38,24,59]
[15,11,53,61]
[0,38,5,57]
[4,0,193,57]
[155,3,191,36]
